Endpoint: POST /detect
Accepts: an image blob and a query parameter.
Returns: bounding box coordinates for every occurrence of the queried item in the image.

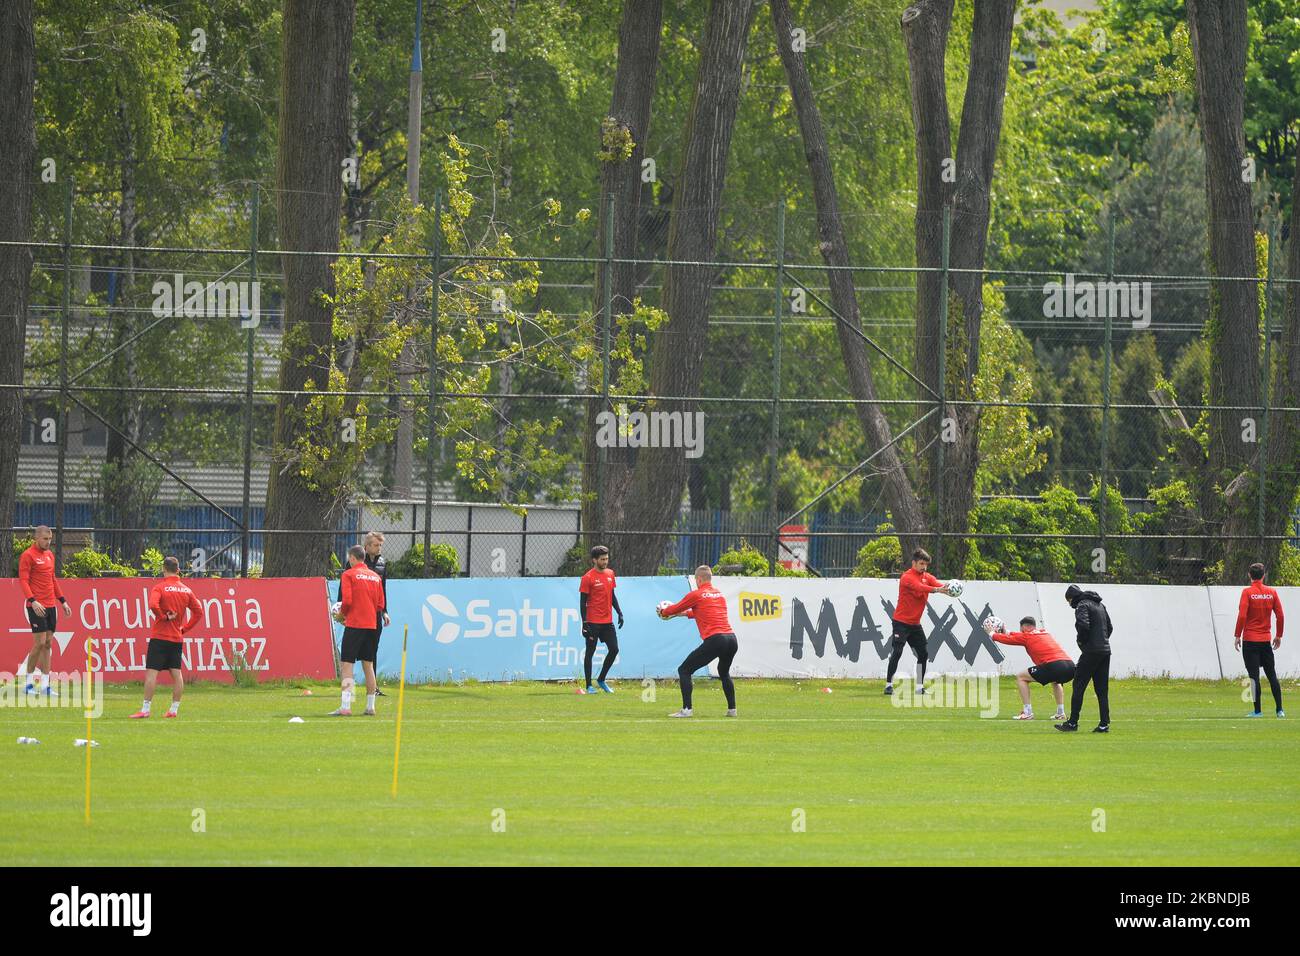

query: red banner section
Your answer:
[3,578,336,682]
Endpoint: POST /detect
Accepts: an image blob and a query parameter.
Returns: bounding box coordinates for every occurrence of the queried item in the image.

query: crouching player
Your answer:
[331,545,386,717]
[131,557,202,719]
[983,615,1072,721]
[657,566,739,718]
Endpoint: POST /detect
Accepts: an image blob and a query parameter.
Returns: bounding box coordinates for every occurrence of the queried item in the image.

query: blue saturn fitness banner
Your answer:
[330,576,704,682]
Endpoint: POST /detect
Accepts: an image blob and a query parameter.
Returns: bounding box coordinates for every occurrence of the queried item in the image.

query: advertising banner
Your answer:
[3,578,336,682]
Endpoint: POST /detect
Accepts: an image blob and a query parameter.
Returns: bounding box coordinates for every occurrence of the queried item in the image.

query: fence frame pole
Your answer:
[1097,210,1116,571]
[767,199,785,573]
[423,191,441,575]
[55,179,73,571]
[240,185,259,576]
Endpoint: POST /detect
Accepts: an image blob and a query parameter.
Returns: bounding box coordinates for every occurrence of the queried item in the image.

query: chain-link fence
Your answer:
[8,182,1299,583]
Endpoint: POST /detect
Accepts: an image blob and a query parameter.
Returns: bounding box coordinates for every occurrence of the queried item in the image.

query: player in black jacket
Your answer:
[1056,585,1113,734]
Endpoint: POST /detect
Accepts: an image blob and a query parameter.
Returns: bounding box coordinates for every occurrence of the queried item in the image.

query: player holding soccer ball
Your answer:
[579,545,623,694]
[982,615,1072,721]
[1235,562,1284,718]
[330,546,386,717]
[884,548,959,697]
[657,566,738,718]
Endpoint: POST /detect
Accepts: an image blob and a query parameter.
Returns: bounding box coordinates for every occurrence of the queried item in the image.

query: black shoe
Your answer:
[883,684,893,696]
[1092,724,1109,733]
[375,689,387,697]
[1054,721,1078,732]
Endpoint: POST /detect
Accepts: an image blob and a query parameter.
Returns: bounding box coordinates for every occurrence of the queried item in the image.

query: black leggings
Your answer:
[1244,641,1283,713]
[678,633,739,709]
[1069,651,1111,725]
[584,630,619,684]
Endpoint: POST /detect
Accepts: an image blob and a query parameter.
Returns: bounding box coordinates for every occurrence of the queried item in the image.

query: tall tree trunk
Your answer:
[770,0,928,560]
[617,0,757,575]
[1258,152,1300,576]
[582,0,663,550]
[1187,0,1260,580]
[902,0,1015,573]
[0,0,35,577]
[104,118,147,563]
[264,0,357,577]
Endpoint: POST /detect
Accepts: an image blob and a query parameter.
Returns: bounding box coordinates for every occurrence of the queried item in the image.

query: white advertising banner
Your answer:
[1034,582,1223,679]
[706,577,1043,679]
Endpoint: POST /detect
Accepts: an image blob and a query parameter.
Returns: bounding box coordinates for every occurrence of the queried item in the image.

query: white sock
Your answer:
[39,671,51,689]
[141,700,152,714]
[1023,705,1033,715]
[366,694,376,711]
[167,701,180,715]
[341,690,353,709]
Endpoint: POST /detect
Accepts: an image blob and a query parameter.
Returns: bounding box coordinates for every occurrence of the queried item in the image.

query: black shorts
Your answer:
[584,622,617,644]
[341,627,380,663]
[1028,659,1075,685]
[26,604,57,634]
[145,639,184,672]
[891,619,927,656]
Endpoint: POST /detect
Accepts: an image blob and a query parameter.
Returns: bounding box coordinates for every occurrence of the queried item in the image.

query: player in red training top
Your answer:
[1235,562,1284,718]
[657,565,738,718]
[130,556,203,719]
[984,615,1073,721]
[885,547,953,697]
[579,545,623,694]
[18,525,72,698]
[331,545,386,717]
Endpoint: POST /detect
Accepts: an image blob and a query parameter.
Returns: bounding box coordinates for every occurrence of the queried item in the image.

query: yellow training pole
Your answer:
[84,637,95,825]
[390,624,410,798]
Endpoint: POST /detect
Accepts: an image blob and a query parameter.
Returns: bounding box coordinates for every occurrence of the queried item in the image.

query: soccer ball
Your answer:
[656,601,673,619]
[981,615,1004,635]
[945,579,964,598]
[330,601,344,623]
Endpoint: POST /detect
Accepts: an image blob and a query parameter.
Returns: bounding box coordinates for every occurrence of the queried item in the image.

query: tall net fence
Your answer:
[10,182,1299,583]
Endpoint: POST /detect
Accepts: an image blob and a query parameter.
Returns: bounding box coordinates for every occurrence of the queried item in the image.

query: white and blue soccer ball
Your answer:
[981,615,1004,635]
[330,600,344,622]
[656,601,673,619]
[945,579,964,598]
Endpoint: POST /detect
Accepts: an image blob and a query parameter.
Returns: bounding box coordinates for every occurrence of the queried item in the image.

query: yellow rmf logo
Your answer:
[738,592,782,621]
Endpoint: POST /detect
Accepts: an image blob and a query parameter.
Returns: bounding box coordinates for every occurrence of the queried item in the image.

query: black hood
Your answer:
[1065,585,1103,607]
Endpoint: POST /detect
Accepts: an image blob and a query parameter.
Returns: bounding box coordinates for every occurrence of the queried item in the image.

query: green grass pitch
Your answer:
[2,677,1296,866]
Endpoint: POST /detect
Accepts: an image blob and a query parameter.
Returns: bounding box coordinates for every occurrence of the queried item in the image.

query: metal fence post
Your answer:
[767,199,784,573]
[597,196,613,547]
[55,179,73,571]
[240,185,259,576]
[1258,216,1277,547]
[1097,209,1115,571]
[934,205,951,570]
[423,190,441,576]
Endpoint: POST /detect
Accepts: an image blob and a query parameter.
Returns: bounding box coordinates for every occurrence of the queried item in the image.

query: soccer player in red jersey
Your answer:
[657,565,738,718]
[331,545,386,717]
[984,615,1073,721]
[884,548,952,697]
[18,525,71,698]
[130,556,203,718]
[1235,562,1284,718]
[579,545,623,693]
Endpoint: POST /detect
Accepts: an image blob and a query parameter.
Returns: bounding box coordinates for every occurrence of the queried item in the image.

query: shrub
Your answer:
[853,525,902,577]
[714,540,769,576]
[557,545,589,577]
[387,542,460,579]
[62,544,136,578]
